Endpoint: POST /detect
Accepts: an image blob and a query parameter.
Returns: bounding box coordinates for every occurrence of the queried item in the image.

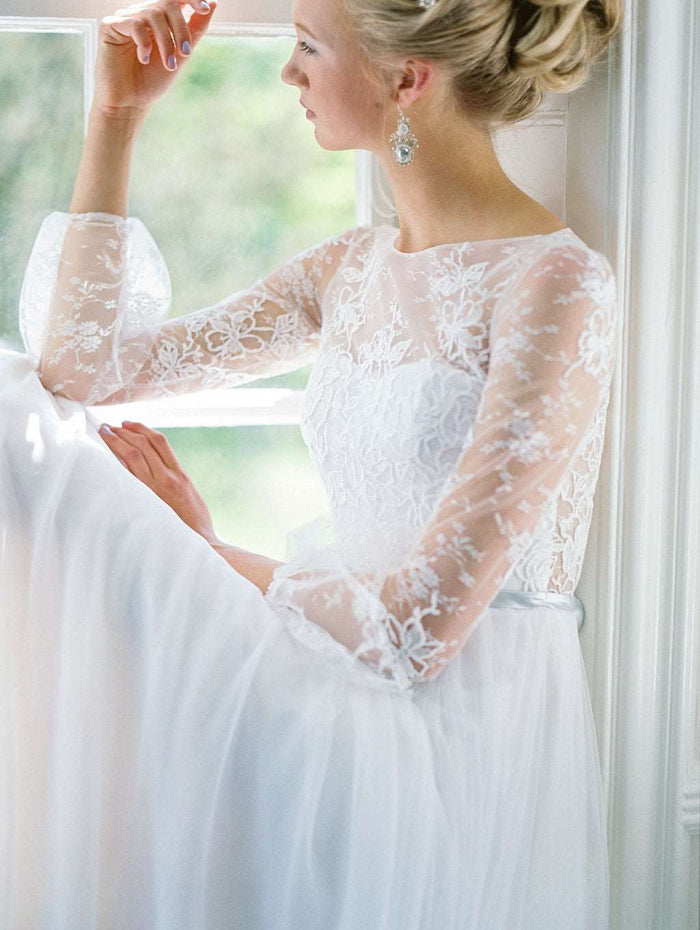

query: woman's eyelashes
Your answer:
[297,40,316,56]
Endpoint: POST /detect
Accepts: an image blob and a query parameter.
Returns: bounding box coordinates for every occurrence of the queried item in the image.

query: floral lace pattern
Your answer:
[20,211,359,406]
[19,213,617,692]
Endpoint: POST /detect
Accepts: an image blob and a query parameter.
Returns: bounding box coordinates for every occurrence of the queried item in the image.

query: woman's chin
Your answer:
[310,128,358,153]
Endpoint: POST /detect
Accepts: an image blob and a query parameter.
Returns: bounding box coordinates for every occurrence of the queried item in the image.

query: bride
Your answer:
[0,0,623,926]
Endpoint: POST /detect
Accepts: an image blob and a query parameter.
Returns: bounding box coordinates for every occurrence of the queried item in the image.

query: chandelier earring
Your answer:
[389,105,419,167]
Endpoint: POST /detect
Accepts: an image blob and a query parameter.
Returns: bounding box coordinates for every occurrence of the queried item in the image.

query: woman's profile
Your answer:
[0,0,624,926]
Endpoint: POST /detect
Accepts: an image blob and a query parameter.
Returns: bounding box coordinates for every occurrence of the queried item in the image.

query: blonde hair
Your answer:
[343,0,625,130]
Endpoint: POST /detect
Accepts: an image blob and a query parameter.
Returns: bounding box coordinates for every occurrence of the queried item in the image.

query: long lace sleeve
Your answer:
[19,211,361,405]
[263,246,618,691]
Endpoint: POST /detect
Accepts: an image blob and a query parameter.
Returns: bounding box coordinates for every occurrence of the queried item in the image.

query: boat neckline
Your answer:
[385,224,574,256]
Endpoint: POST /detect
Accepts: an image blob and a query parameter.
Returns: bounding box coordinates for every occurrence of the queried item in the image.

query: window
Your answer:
[0,4,374,561]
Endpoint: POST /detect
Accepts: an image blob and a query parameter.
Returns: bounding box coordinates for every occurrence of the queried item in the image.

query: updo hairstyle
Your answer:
[342,0,625,130]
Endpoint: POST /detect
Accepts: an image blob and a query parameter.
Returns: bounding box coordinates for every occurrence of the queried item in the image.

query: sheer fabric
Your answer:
[0,210,618,927]
[266,235,616,689]
[20,212,617,691]
[20,210,355,406]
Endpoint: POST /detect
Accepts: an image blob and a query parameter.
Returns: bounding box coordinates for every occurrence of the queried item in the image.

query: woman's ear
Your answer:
[395,59,435,109]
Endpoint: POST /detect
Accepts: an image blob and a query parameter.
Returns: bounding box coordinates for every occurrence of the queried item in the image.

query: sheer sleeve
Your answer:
[19,211,362,405]
[263,245,618,691]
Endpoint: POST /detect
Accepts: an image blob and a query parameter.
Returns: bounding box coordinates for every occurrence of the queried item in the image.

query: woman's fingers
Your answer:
[99,424,155,483]
[159,0,198,61]
[140,5,184,70]
[165,0,217,59]
[102,9,172,70]
[99,423,177,489]
[119,421,182,472]
[131,19,153,64]
[108,1,213,71]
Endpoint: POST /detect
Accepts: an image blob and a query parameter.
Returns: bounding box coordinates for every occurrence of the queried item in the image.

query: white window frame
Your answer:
[1,1,375,428]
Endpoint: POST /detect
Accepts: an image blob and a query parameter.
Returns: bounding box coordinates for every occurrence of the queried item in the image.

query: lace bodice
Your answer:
[19,212,618,692]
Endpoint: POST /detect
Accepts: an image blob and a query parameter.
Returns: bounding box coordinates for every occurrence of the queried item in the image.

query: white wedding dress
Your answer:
[0,211,618,929]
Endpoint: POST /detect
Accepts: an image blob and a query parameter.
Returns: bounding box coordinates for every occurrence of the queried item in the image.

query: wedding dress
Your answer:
[0,210,618,929]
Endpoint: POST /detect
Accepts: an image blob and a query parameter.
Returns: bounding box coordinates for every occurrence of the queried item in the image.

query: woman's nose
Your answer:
[281,58,296,86]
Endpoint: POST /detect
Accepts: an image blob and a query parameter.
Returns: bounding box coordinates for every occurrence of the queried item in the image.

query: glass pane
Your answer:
[0,32,84,351]
[131,34,357,391]
[161,425,330,562]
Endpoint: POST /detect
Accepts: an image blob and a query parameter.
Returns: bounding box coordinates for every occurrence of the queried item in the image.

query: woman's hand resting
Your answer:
[94,0,218,119]
[98,420,220,545]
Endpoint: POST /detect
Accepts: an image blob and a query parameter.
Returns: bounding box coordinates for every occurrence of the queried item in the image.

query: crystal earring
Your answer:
[389,105,419,167]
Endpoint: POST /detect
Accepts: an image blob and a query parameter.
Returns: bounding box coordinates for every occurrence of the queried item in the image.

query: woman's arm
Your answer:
[23,0,361,405]
[207,540,282,596]
[64,0,216,215]
[20,213,364,405]
[41,0,214,375]
[68,104,145,218]
[34,103,144,395]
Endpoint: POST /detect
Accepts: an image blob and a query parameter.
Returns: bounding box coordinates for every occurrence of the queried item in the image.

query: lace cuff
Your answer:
[19,211,171,405]
[266,514,419,693]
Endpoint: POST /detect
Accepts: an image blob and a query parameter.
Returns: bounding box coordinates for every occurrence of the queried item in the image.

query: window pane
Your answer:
[161,425,330,562]
[0,32,83,351]
[131,34,357,391]
[2,29,353,562]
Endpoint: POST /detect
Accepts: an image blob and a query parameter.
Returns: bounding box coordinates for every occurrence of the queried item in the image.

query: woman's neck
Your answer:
[374,116,561,252]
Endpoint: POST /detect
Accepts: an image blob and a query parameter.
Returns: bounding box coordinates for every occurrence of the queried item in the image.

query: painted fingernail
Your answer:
[200,1,211,11]
[99,424,113,435]
[167,54,177,70]
[182,40,191,55]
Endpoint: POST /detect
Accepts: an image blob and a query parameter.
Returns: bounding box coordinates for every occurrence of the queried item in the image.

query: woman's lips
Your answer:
[301,102,316,119]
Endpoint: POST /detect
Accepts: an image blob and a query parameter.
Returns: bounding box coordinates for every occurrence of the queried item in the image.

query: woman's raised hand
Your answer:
[93,0,217,119]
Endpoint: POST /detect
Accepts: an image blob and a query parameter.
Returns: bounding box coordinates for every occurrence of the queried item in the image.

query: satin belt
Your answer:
[488,589,585,633]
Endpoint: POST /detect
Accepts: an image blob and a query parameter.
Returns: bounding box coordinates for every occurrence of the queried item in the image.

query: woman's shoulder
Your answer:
[549,228,615,278]
[284,224,380,284]
[501,228,618,322]
[497,226,615,292]
[302,223,379,258]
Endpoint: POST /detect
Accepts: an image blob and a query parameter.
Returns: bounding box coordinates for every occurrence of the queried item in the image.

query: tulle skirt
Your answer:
[0,349,609,929]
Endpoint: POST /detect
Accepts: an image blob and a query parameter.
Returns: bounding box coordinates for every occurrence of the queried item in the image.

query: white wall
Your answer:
[567,1,699,927]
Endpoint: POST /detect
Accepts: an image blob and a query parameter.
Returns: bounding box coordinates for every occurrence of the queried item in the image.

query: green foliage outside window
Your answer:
[1,30,357,559]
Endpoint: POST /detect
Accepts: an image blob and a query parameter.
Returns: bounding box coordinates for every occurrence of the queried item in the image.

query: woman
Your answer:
[0,0,624,927]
